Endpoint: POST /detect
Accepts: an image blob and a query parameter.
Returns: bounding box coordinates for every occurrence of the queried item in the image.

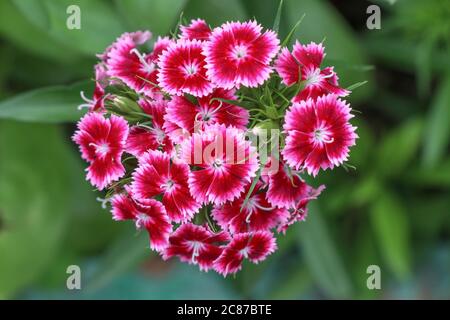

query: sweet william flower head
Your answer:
[282,94,358,176]
[180,124,259,205]
[162,223,230,271]
[72,113,128,190]
[157,39,214,97]
[214,231,277,276]
[203,20,280,89]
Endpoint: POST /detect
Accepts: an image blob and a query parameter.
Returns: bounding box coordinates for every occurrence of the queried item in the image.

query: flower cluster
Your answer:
[73,19,357,276]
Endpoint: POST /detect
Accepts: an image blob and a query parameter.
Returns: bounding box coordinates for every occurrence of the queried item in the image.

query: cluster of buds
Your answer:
[73,19,357,276]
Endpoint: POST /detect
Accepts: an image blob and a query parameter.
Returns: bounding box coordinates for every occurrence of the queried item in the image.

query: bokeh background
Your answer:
[0,0,449,299]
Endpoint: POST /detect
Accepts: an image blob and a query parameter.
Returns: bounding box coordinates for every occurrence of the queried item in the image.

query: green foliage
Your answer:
[0,82,91,123]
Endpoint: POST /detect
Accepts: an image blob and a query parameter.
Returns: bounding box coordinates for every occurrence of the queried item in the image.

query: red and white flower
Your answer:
[265,158,321,209]
[277,185,325,234]
[214,231,276,276]
[97,31,151,62]
[180,124,259,204]
[164,88,249,135]
[131,150,201,222]
[203,20,279,89]
[212,182,289,234]
[180,19,212,41]
[157,39,214,97]
[275,41,349,102]
[282,94,358,176]
[106,32,170,98]
[162,223,230,271]
[72,113,128,190]
[111,193,172,251]
[126,98,173,157]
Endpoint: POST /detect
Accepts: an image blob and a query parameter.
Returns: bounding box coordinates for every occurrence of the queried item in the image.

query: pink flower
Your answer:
[149,36,174,60]
[162,223,230,271]
[106,32,169,98]
[111,193,172,251]
[78,63,109,112]
[203,20,279,89]
[265,158,321,209]
[157,39,214,97]
[180,124,259,205]
[164,88,249,135]
[212,182,289,234]
[72,113,129,190]
[277,185,325,233]
[125,98,174,157]
[275,41,349,102]
[214,231,276,276]
[282,94,358,176]
[180,19,212,41]
[131,150,201,223]
[97,31,152,62]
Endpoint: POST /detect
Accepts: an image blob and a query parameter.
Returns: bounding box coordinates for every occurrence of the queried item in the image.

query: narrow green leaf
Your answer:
[346,80,368,91]
[422,75,450,168]
[0,81,91,123]
[272,0,283,33]
[370,192,411,279]
[281,13,305,47]
[297,204,353,298]
[377,117,423,177]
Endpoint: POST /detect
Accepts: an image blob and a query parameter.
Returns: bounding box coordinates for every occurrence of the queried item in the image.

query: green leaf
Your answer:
[11,0,49,29]
[297,203,353,298]
[183,0,247,26]
[281,14,305,47]
[39,0,126,56]
[84,229,150,293]
[115,0,187,37]
[377,117,423,177]
[272,0,283,33]
[422,75,450,168]
[0,0,80,62]
[346,80,368,91]
[0,81,91,123]
[0,121,72,298]
[370,192,411,279]
[285,0,374,103]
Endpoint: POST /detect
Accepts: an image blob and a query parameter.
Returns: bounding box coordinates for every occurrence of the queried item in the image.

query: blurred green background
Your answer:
[0,0,449,299]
